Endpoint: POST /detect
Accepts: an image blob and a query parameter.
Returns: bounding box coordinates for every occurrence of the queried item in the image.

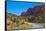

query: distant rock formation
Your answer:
[21,5,45,16]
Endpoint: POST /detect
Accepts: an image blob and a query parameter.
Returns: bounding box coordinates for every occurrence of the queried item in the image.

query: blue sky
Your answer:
[7,1,44,16]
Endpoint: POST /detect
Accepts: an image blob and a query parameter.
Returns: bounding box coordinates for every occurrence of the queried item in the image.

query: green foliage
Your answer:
[20,23,32,29]
[31,14,45,23]
[28,16,32,19]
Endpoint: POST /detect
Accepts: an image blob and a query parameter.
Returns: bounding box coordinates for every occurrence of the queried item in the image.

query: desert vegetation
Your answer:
[7,5,45,31]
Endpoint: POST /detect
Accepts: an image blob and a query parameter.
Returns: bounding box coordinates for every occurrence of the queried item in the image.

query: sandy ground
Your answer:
[12,23,45,31]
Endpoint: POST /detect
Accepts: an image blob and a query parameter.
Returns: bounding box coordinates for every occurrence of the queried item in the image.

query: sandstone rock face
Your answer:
[21,5,45,16]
